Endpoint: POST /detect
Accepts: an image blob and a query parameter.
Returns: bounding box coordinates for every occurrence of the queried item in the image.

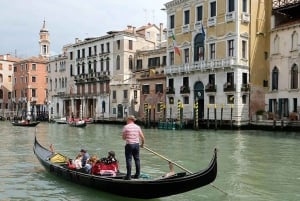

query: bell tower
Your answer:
[39,20,50,58]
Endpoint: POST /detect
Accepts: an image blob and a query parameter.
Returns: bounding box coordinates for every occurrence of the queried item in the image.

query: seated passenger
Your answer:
[91,151,119,176]
[74,153,83,169]
[84,155,98,173]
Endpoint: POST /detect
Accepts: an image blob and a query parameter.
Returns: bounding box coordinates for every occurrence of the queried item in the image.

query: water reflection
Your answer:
[0,121,299,201]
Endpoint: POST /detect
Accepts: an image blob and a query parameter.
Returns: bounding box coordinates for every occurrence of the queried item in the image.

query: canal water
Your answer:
[0,121,299,201]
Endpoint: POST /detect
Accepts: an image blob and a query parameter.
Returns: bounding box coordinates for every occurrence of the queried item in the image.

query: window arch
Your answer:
[194,33,205,61]
[291,64,298,89]
[128,55,133,70]
[116,55,120,70]
[272,66,279,90]
[291,31,298,50]
[274,35,279,54]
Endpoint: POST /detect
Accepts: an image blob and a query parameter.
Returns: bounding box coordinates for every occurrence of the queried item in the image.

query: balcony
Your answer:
[241,12,250,23]
[165,58,248,76]
[241,83,250,92]
[225,12,236,22]
[166,87,175,94]
[205,83,217,92]
[182,24,190,33]
[223,82,236,92]
[207,17,216,27]
[180,86,190,94]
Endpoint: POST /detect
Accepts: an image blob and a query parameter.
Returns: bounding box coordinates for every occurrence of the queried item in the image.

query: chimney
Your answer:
[127,25,132,30]
[159,23,163,42]
[133,27,136,35]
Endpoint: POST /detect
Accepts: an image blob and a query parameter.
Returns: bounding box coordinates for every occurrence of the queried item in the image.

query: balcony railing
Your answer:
[241,83,250,92]
[165,58,248,75]
[166,87,175,94]
[223,83,236,92]
[180,86,190,94]
[205,83,217,92]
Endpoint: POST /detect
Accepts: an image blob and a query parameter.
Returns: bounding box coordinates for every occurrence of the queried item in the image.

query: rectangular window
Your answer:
[209,74,215,85]
[184,48,189,63]
[32,89,36,97]
[209,43,215,59]
[136,59,143,70]
[169,52,175,65]
[228,0,235,12]
[170,15,175,29]
[106,42,110,52]
[117,40,121,50]
[32,76,36,82]
[242,40,247,59]
[183,96,189,104]
[129,40,133,50]
[227,72,234,86]
[112,90,116,100]
[88,47,92,56]
[184,10,190,25]
[210,1,216,17]
[162,56,167,66]
[242,95,247,104]
[209,96,215,104]
[70,52,73,60]
[168,78,174,89]
[82,49,85,58]
[142,85,150,94]
[196,6,203,21]
[123,90,128,99]
[183,77,189,86]
[227,95,234,104]
[242,73,248,84]
[155,84,163,93]
[101,44,104,53]
[242,0,247,12]
[32,64,36,71]
[93,46,97,55]
[228,40,234,57]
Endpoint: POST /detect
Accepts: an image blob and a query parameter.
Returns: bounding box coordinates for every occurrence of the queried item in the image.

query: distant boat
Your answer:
[68,120,87,127]
[83,117,93,124]
[11,121,40,127]
[54,117,67,124]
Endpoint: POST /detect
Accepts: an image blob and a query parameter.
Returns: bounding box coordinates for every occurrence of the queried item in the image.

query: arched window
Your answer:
[82,62,85,74]
[102,101,106,113]
[272,66,279,90]
[116,55,120,70]
[128,55,133,70]
[77,63,80,75]
[274,35,279,54]
[291,64,298,89]
[194,33,205,61]
[291,31,298,50]
[88,61,92,73]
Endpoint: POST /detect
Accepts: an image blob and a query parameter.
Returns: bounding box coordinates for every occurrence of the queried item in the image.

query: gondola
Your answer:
[68,120,87,127]
[33,136,218,199]
[11,121,40,127]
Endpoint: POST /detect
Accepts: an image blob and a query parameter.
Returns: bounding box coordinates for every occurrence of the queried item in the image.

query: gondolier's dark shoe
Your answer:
[132,175,139,179]
[123,176,131,180]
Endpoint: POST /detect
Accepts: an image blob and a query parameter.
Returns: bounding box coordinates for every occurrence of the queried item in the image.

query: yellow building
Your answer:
[164,0,271,127]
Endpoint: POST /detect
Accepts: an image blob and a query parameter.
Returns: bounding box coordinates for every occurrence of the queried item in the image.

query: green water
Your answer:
[0,121,299,201]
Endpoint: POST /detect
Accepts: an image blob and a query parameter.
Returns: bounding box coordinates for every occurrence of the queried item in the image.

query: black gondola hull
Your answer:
[33,136,217,199]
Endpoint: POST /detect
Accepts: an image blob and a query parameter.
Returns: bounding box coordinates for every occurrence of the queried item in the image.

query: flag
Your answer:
[201,22,205,38]
[171,32,181,56]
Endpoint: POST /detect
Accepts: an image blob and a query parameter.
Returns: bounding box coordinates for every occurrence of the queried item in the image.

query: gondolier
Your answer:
[122,115,145,180]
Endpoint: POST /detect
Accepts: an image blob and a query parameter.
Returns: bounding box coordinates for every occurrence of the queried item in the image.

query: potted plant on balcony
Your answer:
[256,109,265,121]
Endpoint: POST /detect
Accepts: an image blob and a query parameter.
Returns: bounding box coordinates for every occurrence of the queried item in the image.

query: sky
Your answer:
[0,0,168,58]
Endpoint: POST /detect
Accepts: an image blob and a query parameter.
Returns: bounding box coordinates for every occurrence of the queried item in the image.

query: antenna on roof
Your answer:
[143,8,148,24]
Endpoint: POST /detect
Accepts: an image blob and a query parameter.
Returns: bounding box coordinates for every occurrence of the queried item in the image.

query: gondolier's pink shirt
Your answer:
[122,122,142,144]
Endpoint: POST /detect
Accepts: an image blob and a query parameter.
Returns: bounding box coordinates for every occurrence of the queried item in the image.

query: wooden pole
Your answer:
[143,145,228,195]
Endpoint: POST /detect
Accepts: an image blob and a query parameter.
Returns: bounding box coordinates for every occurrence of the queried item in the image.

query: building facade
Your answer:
[0,54,20,117]
[163,0,271,126]
[266,1,300,120]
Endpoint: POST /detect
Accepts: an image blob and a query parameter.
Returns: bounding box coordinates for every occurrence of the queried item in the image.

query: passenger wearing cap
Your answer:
[122,115,145,180]
[80,149,90,167]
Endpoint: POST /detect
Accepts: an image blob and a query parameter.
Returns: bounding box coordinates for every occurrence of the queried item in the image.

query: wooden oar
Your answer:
[143,145,227,195]
[143,146,193,173]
